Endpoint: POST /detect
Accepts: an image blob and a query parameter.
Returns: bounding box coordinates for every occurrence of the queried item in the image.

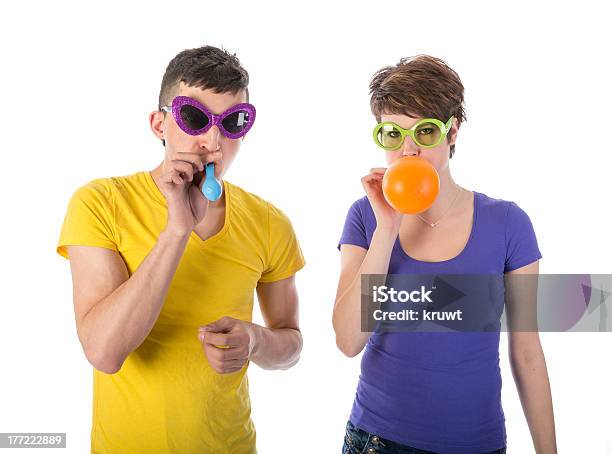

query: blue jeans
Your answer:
[342,420,507,454]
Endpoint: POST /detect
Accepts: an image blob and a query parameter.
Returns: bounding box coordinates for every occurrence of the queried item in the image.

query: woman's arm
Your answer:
[507,260,558,453]
[333,168,402,357]
[333,228,397,357]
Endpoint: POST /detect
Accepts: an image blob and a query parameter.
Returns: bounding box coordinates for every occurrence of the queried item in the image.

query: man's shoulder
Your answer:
[76,171,148,199]
[105,170,148,192]
[225,181,293,225]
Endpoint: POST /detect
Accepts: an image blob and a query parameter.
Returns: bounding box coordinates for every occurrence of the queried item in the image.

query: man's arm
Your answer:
[198,275,302,373]
[251,275,302,370]
[506,260,558,454]
[67,230,190,374]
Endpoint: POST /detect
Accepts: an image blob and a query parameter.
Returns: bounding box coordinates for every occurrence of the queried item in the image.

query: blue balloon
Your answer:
[201,162,223,202]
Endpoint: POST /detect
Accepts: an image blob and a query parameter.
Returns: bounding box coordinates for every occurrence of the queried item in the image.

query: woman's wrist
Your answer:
[372,226,399,247]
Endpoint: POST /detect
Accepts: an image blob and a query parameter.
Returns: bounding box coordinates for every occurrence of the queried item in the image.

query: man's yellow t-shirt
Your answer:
[56,170,305,454]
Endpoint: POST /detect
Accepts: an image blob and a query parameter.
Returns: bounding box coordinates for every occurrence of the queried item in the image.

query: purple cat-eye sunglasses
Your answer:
[161,95,256,139]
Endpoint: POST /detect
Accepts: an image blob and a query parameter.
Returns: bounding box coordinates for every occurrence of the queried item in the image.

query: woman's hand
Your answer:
[361,167,402,233]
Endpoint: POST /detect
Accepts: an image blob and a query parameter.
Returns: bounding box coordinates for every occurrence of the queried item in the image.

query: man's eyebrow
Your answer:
[187,95,242,115]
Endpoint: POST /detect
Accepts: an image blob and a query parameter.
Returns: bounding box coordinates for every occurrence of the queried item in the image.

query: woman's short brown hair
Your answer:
[369,55,466,159]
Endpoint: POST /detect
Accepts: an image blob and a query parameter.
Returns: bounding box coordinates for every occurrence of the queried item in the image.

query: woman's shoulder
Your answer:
[343,195,377,226]
[475,190,535,226]
[475,190,511,209]
[347,194,373,214]
[338,195,375,250]
[476,191,542,269]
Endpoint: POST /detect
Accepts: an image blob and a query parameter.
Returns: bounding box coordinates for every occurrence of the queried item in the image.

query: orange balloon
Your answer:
[382,157,440,214]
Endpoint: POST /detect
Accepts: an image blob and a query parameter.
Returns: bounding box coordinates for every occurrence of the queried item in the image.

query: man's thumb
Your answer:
[203,316,235,333]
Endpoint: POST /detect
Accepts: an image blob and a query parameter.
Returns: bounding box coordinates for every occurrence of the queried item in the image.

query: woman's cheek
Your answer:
[385,152,401,165]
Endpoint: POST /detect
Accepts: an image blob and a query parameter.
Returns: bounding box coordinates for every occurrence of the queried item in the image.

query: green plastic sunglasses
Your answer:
[373,116,455,150]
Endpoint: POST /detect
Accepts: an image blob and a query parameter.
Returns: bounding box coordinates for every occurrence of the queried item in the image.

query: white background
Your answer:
[1,1,611,453]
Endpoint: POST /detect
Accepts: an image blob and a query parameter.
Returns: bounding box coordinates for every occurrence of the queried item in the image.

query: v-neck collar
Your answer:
[143,170,231,249]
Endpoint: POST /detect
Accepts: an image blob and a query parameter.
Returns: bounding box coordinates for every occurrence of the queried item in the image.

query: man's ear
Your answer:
[149,110,166,143]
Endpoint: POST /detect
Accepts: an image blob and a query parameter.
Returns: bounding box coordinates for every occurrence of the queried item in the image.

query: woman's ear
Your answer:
[449,120,459,146]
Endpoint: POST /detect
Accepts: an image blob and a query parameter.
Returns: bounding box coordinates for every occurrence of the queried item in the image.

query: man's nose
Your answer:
[198,125,221,151]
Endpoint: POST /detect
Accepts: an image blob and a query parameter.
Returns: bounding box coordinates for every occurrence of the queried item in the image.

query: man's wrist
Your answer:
[159,228,191,244]
[246,322,263,359]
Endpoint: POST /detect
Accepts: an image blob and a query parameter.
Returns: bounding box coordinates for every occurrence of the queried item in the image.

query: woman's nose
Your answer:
[400,138,420,157]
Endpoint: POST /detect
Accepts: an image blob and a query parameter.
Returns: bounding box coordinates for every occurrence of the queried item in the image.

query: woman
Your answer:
[333,55,557,454]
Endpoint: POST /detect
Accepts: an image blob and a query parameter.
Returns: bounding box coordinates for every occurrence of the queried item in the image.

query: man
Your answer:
[56,45,305,453]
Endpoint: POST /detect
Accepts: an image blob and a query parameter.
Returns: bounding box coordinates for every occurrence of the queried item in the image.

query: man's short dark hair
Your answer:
[158,45,250,111]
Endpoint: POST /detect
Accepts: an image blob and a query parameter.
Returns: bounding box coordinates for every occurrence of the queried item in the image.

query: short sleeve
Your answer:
[504,201,542,273]
[337,199,368,250]
[56,179,119,260]
[259,203,305,283]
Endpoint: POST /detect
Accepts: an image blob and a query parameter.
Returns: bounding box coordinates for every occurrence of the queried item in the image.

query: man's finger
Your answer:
[206,344,247,362]
[170,152,205,170]
[201,331,240,348]
[201,316,237,333]
[212,358,248,374]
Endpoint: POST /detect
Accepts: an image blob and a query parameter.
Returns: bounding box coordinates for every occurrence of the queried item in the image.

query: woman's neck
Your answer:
[408,171,465,221]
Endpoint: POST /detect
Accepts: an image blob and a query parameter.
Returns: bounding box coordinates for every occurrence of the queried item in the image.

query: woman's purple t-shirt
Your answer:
[337,190,542,454]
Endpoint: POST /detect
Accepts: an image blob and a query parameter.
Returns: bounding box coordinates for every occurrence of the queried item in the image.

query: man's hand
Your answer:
[197,277,302,373]
[159,149,223,237]
[198,316,256,374]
